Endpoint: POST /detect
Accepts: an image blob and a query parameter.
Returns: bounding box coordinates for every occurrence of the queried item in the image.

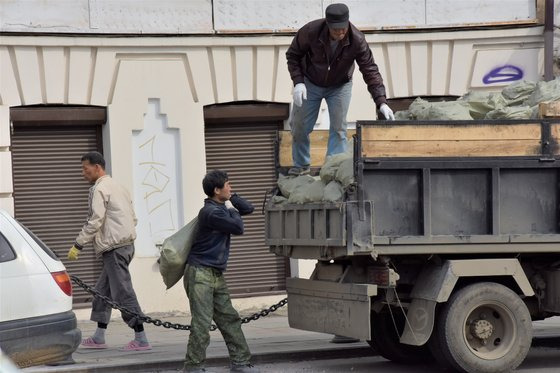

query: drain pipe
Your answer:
[544,0,554,81]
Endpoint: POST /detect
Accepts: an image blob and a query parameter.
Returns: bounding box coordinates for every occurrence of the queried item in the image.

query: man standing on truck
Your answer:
[184,170,259,373]
[67,151,151,351]
[286,3,394,176]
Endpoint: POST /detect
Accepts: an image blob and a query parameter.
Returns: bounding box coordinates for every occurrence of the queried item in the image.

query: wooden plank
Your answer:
[362,123,542,141]
[362,139,542,157]
[551,123,560,143]
[539,101,560,118]
[279,130,355,167]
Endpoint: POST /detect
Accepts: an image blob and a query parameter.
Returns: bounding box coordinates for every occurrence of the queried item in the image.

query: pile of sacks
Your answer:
[273,150,354,204]
[395,78,560,120]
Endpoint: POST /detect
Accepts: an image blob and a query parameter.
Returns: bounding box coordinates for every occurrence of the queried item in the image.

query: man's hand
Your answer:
[67,245,80,261]
[224,200,238,211]
[293,83,307,107]
[379,103,395,120]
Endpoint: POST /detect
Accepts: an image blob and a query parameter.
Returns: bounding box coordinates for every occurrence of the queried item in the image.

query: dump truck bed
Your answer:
[266,119,560,258]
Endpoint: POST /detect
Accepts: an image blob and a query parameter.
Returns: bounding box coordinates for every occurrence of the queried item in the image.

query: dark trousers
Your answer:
[90,244,144,328]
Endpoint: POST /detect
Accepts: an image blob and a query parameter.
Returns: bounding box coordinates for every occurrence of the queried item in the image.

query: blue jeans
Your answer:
[290,78,353,168]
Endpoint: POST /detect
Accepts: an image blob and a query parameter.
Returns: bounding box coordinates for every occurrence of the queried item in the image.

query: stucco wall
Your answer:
[0,0,541,34]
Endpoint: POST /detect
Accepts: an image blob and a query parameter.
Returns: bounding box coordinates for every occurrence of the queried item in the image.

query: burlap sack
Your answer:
[324,180,344,202]
[277,174,315,198]
[159,216,198,289]
[320,153,352,184]
[288,179,326,204]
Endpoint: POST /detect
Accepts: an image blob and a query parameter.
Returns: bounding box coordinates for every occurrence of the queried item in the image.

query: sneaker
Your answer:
[287,167,310,176]
[230,363,260,373]
[80,337,108,349]
[119,340,152,351]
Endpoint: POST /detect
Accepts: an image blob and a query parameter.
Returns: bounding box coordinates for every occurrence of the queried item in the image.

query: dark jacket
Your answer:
[286,19,387,108]
[187,194,254,271]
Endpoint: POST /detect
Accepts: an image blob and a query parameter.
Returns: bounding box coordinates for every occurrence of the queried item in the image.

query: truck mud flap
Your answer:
[286,277,377,340]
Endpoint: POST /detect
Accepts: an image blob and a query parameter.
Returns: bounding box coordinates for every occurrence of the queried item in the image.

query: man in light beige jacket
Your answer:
[67,151,151,351]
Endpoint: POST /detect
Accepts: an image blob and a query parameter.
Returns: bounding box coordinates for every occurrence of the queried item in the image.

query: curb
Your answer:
[531,336,560,348]
[27,335,560,372]
[27,345,374,373]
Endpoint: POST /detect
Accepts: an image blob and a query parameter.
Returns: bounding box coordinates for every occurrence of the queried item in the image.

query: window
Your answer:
[0,233,16,263]
[20,223,59,261]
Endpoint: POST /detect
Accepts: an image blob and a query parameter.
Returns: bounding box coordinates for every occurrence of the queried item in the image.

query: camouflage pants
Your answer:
[184,265,251,370]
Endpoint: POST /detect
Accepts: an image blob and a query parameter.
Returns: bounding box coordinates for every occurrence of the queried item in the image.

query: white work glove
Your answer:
[224,200,237,211]
[379,103,395,120]
[293,83,307,107]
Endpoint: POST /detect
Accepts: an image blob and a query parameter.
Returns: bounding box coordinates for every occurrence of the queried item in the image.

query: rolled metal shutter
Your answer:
[205,123,287,296]
[11,125,102,306]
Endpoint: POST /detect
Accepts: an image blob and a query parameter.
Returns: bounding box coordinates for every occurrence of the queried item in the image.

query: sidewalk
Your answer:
[22,313,372,373]
[21,314,560,373]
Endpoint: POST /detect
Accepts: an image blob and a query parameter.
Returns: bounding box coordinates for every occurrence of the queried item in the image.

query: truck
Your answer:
[265,118,560,373]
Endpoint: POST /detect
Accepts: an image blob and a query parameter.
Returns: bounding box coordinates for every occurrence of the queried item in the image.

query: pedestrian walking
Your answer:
[286,2,394,175]
[184,170,259,373]
[67,151,151,351]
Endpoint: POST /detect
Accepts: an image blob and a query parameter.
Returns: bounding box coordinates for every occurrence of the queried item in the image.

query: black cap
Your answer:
[325,3,349,29]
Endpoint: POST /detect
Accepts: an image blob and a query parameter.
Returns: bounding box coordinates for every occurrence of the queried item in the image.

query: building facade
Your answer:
[0,0,556,313]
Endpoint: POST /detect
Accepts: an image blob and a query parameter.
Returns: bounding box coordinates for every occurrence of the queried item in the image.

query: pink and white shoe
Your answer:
[119,340,152,351]
[80,337,108,349]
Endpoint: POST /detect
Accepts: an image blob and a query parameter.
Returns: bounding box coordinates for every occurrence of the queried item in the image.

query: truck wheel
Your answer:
[430,282,532,373]
[367,309,433,364]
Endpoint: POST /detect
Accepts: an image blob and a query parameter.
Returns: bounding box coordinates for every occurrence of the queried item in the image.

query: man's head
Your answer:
[326,3,349,41]
[202,170,232,202]
[81,151,106,183]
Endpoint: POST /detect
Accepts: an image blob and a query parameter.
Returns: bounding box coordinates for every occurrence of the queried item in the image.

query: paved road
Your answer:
[160,343,560,373]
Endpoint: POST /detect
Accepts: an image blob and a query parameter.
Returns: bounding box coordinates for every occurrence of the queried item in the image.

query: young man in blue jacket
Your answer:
[184,170,259,373]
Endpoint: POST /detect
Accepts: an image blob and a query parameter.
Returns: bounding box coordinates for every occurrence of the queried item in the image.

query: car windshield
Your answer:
[19,222,60,261]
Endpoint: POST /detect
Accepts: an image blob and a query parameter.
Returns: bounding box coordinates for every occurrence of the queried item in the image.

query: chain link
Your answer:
[71,275,287,332]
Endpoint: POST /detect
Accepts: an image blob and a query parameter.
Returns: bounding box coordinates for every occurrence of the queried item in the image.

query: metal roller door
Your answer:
[205,122,287,296]
[11,109,105,307]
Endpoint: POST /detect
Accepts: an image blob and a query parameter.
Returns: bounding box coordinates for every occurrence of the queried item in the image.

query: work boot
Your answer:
[287,166,310,176]
[230,363,260,373]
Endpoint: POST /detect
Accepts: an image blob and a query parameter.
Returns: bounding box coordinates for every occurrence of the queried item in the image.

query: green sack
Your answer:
[320,153,351,184]
[159,216,198,290]
[288,179,326,204]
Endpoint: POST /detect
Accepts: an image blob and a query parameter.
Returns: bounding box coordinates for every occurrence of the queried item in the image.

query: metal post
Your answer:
[544,0,554,81]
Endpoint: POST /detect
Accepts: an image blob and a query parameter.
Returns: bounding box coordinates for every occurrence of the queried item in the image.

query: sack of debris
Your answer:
[159,216,199,289]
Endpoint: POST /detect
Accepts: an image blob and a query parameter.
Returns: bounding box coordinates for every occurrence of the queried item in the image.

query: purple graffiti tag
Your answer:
[483,65,523,84]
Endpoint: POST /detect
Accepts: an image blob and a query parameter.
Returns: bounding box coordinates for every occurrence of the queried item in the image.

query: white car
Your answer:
[0,209,81,368]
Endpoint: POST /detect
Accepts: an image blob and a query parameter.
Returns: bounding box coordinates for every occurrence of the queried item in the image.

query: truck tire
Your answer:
[367,309,433,364]
[430,282,532,373]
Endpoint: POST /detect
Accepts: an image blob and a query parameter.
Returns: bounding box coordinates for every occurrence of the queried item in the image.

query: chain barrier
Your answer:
[71,275,288,332]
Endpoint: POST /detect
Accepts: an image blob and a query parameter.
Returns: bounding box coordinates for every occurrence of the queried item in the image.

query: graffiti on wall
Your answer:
[132,99,183,256]
[482,65,524,85]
